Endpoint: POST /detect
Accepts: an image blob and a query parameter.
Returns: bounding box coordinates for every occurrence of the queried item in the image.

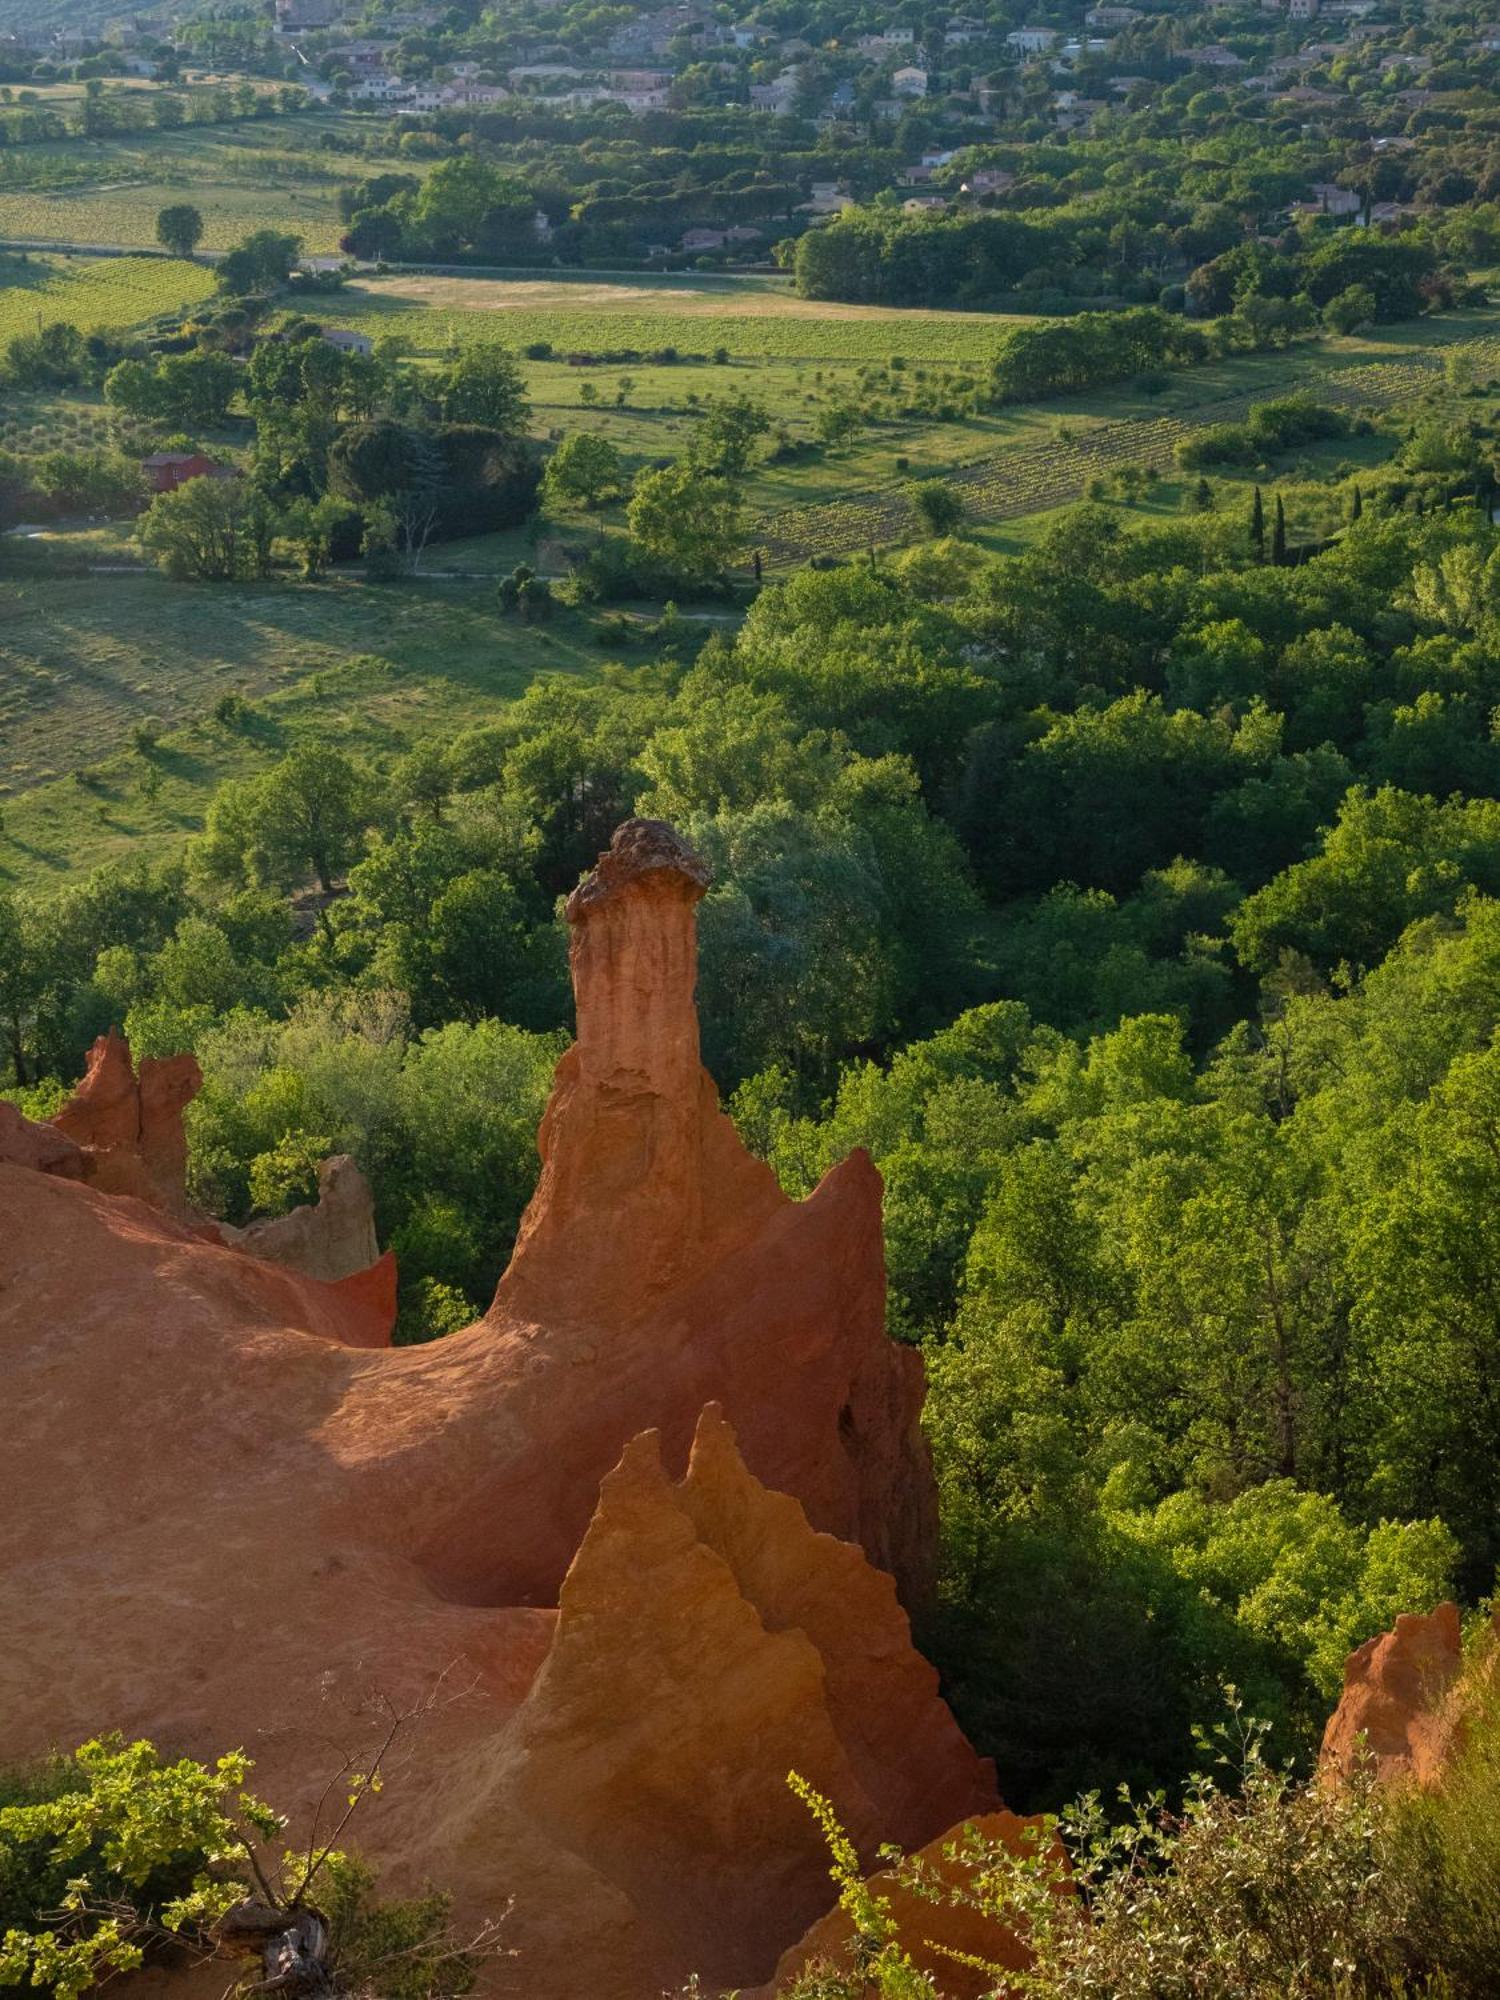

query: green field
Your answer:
[0,252,218,344]
[312,271,1023,363]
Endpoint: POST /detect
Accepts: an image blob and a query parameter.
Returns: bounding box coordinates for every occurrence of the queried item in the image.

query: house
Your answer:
[901,163,935,184]
[444,82,512,106]
[749,71,798,112]
[1476,24,1500,50]
[893,66,928,96]
[799,180,853,214]
[1288,0,1319,17]
[1309,181,1361,216]
[1277,85,1340,106]
[681,228,728,251]
[829,79,856,111]
[1055,97,1105,129]
[141,453,232,495]
[1180,44,1245,69]
[321,328,373,356]
[724,225,764,244]
[1085,3,1140,23]
[609,67,672,89]
[964,167,1016,194]
[1006,27,1057,53]
[945,17,983,44]
[902,194,949,213]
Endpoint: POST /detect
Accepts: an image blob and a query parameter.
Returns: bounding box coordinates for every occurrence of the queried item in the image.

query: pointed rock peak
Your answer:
[51,1029,202,1218]
[492,821,781,1328]
[563,818,714,1094]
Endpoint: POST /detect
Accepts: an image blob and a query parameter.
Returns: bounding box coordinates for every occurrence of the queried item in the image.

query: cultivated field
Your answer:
[0,252,218,344]
[756,333,1500,563]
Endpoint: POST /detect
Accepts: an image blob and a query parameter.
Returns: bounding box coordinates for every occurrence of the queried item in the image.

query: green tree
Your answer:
[436,343,528,436]
[216,228,302,297]
[687,393,771,477]
[627,463,742,581]
[196,744,371,895]
[542,431,623,510]
[155,203,204,260]
[138,477,277,583]
[905,478,965,537]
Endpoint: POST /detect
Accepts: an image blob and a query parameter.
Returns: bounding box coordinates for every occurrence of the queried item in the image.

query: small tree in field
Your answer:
[197,742,371,896]
[138,477,277,583]
[543,432,623,511]
[906,477,965,538]
[156,203,204,260]
[627,463,741,582]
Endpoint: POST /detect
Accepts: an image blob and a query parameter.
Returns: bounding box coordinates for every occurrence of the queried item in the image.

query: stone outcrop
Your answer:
[1321,1601,1500,1790]
[223,1154,382,1281]
[0,819,987,1998]
[453,817,936,1611]
[753,1810,1049,2000]
[0,1098,84,1179]
[50,1029,202,1217]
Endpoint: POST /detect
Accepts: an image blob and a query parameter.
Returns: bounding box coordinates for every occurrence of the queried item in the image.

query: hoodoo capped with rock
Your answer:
[0,819,992,1997]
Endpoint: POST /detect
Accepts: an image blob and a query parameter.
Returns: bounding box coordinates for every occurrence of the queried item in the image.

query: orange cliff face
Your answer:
[0,820,995,1998]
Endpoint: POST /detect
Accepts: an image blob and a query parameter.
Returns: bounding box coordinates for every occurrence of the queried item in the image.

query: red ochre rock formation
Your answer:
[0,819,992,1997]
[52,1027,203,1216]
[222,1153,383,1281]
[752,1809,1048,2000]
[0,1097,85,1178]
[507,1407,997,1990]
[1321,1601,1500,1790]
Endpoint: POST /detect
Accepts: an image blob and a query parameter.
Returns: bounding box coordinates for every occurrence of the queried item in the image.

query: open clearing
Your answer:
[0,116,410,254]
[371,270,1025,325]
[314,272,1019,362]
[0,574,625,889]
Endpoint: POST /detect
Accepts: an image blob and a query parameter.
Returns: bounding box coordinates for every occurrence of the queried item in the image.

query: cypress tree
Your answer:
[1250,484,1265,562]
[1272,492,1287,565]
[1350,484,1363,521]
[1194,475,1214,512]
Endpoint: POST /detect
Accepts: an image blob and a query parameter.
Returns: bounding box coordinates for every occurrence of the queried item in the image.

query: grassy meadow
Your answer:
[0,571,653,889]
[0,114,409,253]
[0,240,1495,895]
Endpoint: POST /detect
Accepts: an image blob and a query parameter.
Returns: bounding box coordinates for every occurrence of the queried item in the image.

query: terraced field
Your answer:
[0,252,218,345]
[756,341,1500,564]
[0,116,404,254]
